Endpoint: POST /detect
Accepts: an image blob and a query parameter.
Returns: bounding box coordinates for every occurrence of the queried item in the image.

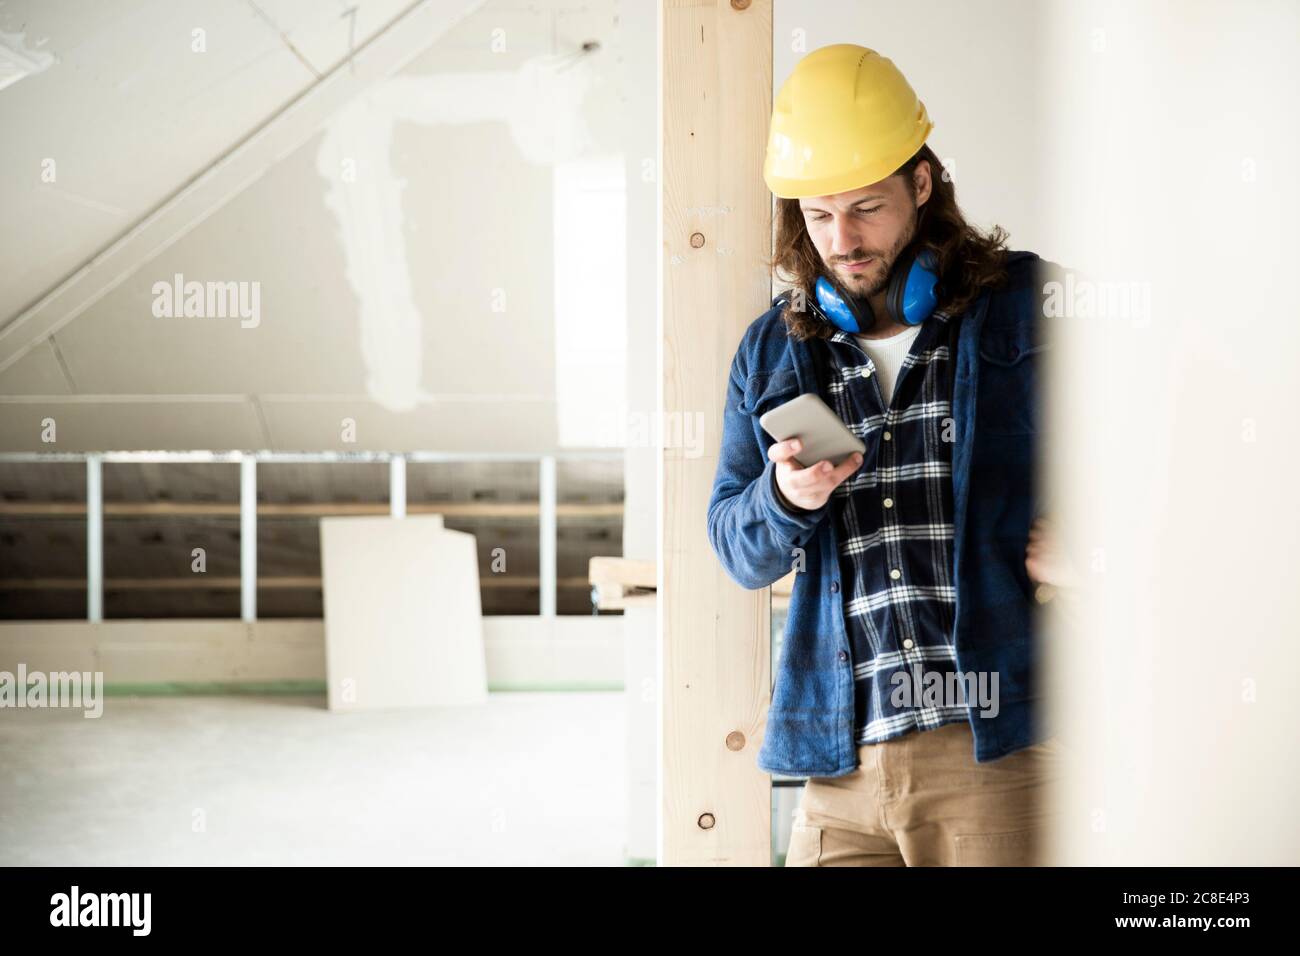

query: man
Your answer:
[705,44,1076,866]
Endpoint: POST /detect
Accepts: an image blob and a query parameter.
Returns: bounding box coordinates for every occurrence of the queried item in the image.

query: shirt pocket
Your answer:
[740,367,801,420]
[975,321,1049,435]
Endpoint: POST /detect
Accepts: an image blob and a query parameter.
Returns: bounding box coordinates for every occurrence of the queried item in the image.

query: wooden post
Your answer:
[662,0,774,866]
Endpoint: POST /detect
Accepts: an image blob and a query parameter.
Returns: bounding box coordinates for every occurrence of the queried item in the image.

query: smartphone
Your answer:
[758,393,866,468]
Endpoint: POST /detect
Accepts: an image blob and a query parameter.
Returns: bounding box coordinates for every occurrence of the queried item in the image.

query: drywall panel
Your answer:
[320,516,486,710]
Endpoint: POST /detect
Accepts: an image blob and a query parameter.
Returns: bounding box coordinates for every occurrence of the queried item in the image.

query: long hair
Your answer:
[766,143,1010,341]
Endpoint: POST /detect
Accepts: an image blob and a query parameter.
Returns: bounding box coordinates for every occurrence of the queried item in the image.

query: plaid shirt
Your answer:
[821,312,968,745]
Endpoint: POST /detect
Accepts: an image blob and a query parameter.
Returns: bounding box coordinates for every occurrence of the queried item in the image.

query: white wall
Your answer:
[1041,0,1300,866]
[622,0,658,563]
[775,0,1300,865]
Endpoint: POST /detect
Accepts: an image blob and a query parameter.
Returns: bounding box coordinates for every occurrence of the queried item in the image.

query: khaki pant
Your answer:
[785,720,1063,866]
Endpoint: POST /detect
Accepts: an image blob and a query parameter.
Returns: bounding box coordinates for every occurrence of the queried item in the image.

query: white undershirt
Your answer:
[853,324,923,407]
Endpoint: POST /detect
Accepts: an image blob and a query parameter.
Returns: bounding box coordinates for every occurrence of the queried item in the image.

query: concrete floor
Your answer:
[0,691,628,866]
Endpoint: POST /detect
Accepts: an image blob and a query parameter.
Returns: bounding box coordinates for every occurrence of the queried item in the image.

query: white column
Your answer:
[86,454,102,622]
[389,454,406,518]
[240,456,257,622]
[539,456,557,617]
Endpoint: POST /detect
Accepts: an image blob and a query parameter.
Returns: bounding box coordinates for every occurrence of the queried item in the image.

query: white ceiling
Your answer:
[0,0,630,453]
[0,0,421,323]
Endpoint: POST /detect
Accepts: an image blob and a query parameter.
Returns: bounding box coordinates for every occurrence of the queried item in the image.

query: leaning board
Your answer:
[319,515,487,711]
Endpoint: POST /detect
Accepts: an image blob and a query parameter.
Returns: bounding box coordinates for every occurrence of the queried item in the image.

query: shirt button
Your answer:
[882,497,894,508]
[902,639,914,650]
[830,581,839,593]
[860,367,872,378]
[882,431,892,441]
[890,569,901,580]
[838,650,849,662]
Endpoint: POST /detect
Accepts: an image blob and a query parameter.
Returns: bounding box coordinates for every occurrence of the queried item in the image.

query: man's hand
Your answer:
[1025,515,1082,599]
[769,438,863,512]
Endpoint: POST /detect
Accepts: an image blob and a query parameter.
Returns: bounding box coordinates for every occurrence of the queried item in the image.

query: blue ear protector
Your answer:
[814,248,939,333]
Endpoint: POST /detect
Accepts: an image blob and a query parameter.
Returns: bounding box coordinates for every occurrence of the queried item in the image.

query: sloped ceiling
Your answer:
[0,0,423,323]
[0,0,627,453]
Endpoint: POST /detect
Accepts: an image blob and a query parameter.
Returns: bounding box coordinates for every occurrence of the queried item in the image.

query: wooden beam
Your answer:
[588,556,656,589]
[662,0,773,866]
[588,556,656,609]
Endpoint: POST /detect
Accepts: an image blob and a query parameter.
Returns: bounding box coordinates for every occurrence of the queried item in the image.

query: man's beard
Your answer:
[843,258,891,299]
[834,211,919,302]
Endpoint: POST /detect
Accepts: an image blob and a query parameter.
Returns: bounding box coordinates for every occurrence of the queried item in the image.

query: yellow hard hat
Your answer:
[763,44,933,199]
